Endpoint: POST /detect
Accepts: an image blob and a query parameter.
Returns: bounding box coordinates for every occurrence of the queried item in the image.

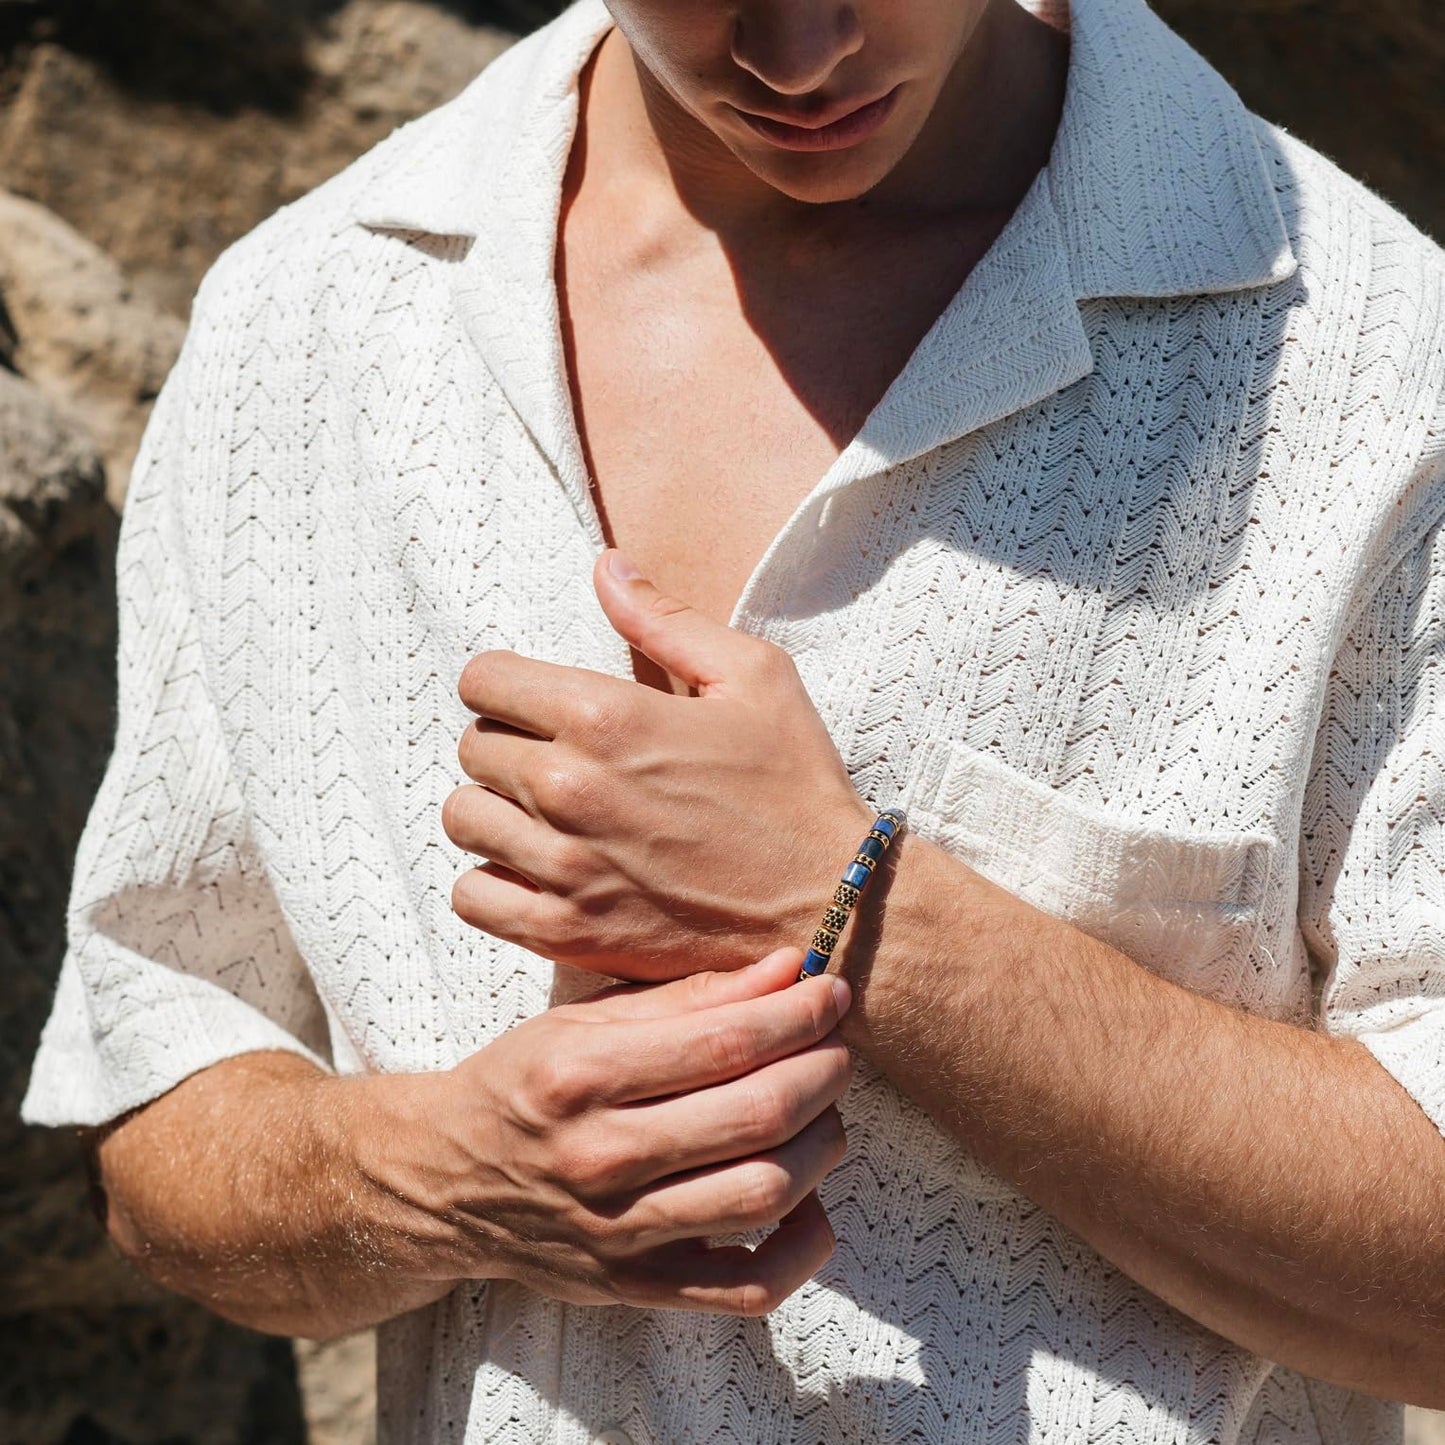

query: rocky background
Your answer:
[0,1,1440,1441]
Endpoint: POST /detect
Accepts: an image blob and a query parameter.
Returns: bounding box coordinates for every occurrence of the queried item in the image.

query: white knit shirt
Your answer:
[23,0,1445,1440]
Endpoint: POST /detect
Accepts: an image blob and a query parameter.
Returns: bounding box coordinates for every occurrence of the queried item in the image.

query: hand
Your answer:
[444,549,873,980]
[369,950,854,1315]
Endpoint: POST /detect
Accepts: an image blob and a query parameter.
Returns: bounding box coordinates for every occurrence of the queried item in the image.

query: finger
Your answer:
[456,718,549,805]
[593,970,851,1102]
[441,783,564,887]
[457,649,632,740]
[631,1189,837,1315]
[451,859,561,949]
[568,947,807,1022]
[593,550,755,695]
[590,1035,854,1193]
[625,1106,846,1247]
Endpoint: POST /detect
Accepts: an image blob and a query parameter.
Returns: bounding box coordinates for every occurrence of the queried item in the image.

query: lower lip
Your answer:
[734,87,900,153]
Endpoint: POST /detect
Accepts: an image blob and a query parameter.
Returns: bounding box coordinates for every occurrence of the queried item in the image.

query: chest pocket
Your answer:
[908,739,1276,1002]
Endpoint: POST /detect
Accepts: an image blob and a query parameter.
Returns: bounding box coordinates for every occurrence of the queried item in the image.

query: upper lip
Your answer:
[733,87,895,132]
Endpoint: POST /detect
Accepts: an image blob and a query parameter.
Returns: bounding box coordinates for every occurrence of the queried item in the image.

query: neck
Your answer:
[582,0,1070,247]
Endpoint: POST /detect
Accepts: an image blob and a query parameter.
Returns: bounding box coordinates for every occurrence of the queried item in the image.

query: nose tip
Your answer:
[731,5,864,97]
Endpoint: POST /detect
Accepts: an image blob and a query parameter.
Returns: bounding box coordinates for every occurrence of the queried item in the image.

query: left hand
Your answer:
[443,550,873,981]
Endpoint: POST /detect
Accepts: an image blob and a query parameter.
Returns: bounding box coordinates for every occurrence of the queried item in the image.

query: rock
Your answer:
[0,364,108,627]
[0,190,184,510]
[0,381,113,1254]
[0,2,513,317]
[0,368,125,1320]
[0,1301,308,1444]
[1154,0,1441,243]
[0,360,312,1445]
[296,1332,379,1445]
[3,0,1435,314]
[0,9,519,1435]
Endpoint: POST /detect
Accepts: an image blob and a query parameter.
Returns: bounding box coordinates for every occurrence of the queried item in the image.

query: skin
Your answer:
[96,0,1068,1333]
[448,555,1445,1408]
[99,952,854,1334]
[559,0,1067,652]
[90,0,1445,1413]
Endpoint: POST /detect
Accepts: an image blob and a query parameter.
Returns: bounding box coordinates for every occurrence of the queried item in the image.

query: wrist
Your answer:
[334,1068,489,1286]
[834,831,974,1052]
[781,789,877,954]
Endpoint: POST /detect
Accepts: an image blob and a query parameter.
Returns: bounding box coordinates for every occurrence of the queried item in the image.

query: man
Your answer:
[22,0,1445,1440]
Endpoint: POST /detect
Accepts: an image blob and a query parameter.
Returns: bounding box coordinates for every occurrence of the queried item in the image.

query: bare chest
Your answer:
[558,214,992,633]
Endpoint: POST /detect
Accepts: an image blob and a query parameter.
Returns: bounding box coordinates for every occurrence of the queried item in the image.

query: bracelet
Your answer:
[797,807,906,981]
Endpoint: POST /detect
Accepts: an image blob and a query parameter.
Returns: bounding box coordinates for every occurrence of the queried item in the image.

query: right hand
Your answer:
[367,946,854,1315]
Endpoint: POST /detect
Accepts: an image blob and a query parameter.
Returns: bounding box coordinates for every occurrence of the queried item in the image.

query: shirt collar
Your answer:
[348,0,609,242]
[350,0,1296,303]
[346,0,1297,511]
[1047,0,1296,299]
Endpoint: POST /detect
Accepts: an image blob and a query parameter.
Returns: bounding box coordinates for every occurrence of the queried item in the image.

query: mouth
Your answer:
[730,85,901,154]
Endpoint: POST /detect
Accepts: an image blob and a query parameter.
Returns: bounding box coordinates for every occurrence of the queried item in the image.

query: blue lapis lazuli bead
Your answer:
[799,949,831,977]
[842,861,872,890]
[858,834,886,862]
[873,815,898,839]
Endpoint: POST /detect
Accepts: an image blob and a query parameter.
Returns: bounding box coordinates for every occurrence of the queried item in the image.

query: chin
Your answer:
[737,147,905,206]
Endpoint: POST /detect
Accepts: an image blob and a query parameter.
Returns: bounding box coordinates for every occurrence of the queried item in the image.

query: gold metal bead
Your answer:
[834,883,860,909]
[852,852,878,871]
[821,905,850,933]
[810,928,839,955]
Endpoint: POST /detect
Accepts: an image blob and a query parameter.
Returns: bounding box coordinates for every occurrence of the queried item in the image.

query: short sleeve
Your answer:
[20,330,332,1129]
[1300,498,1445,1139]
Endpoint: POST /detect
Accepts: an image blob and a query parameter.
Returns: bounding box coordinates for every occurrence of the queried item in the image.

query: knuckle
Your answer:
[548,835,596,888]
[440,786,473,844]
[748,640,797,687]
[570,692,624,745]
[799,986,839,1043]
[535,895,597,960]
[457,649,508,706]
[605,1262,660,1305]
[678,969,727,1009]
[450,869,486,928]
[734,1161,791,1228]
[535,762,603,825]
[645,591,691,624]
[731,1278,784,1318]
[699,1021,754,1079]
[737,1081,789,1146]
[823,1041,856,1096]
[554,1132,625,1196]
[530,1048,602,1117]
[455,718,488,777]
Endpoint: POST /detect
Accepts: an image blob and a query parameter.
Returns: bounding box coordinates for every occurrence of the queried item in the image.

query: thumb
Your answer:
[593,548,752,693]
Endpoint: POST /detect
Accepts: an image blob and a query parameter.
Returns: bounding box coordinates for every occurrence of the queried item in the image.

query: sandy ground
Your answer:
[1409,1407,1445,1445]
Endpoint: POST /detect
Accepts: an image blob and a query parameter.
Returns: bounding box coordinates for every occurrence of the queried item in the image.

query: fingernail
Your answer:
[607,549,642,581]
[829,975,852,1012]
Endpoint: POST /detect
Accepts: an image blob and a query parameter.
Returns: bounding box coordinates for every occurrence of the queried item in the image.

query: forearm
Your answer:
[92,960,857,1337]
[95,1052,457,1340]
[841,836,1445,1408]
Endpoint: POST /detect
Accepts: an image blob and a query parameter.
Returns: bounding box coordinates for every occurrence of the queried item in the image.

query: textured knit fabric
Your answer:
[22,0,1445,1440]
